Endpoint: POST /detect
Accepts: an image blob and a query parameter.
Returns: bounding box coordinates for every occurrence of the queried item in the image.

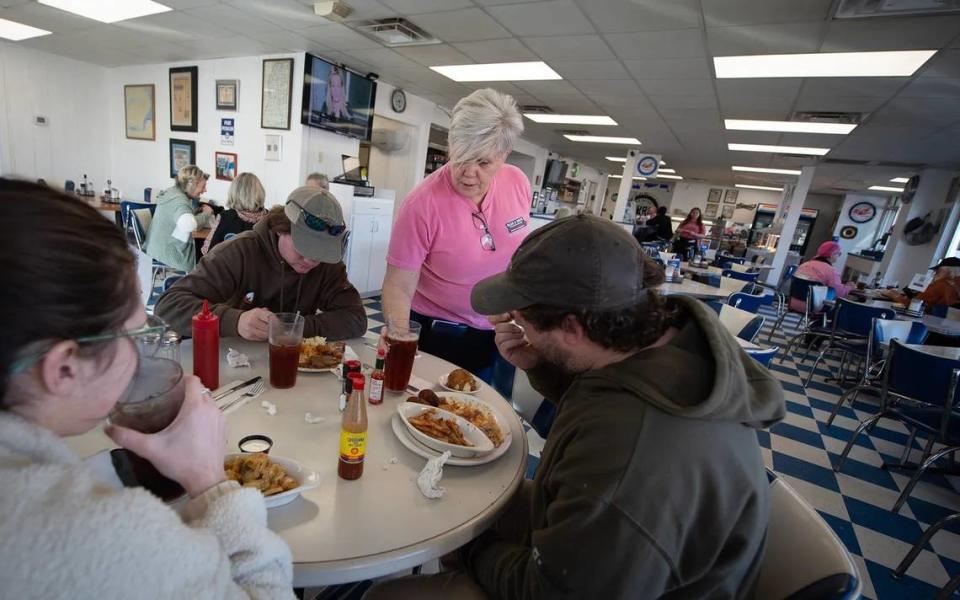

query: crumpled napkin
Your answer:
[416,451,451,499]
[226,348,250,368]
[260,400,277,416]
[304,412,325,424]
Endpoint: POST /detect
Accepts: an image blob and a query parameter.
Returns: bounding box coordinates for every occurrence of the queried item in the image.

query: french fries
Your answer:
[224,453,298,496]
[408,409,472,447]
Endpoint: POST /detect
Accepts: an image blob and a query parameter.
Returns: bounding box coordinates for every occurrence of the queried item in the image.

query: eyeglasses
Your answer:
[8,317,168,375]
[289,199,346,236]
[472,211,496,252]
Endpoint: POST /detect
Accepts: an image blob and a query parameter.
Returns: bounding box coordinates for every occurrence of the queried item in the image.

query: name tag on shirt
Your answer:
[506,216,527,234]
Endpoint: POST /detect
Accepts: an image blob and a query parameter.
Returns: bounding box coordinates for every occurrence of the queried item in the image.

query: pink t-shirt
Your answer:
[387,163,532,329]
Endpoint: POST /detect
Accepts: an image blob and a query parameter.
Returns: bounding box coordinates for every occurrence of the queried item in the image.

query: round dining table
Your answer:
[657,275,754,299]
[67,337,528,587]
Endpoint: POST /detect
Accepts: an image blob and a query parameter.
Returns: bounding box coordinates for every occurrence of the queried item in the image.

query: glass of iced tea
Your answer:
[269,312,304,389]
[383,319,421,392]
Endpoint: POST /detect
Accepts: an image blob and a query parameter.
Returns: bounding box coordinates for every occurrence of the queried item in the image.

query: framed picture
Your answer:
[261,58,294,130]
[265,134,282,161]
[124,84,155,141]
[848,201,877,224]
[215,151,238,181]
[169,138,196,178]
[723,189,739,204]
[721,204,735,219]
[704,203,719,219]
[216,79,238,110]
[707,188,722,204]
[170,66,198,132]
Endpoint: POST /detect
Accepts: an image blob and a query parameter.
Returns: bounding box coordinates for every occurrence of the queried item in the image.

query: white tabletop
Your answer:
[67,338,528,587]
[681,262,722,275]
[905,344,960,360]
[920,316,960,337]
[736,338,762,350]
[657,276,751,300]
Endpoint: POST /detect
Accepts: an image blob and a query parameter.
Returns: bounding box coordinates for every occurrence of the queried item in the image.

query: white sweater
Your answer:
[0,412,296,599]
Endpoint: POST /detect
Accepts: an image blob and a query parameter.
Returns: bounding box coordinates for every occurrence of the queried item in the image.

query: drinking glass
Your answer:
[269,312,304,389]
[383,320,422,392]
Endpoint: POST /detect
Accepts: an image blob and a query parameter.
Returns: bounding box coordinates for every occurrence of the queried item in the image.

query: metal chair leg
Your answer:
[891,440,954,513]
[768,311,787,343]
[894,512,960,578]
[937,574,960,600]
[804,346,831,388]
[834,412,886,472]
[826,385,870,426]
[898,427,917,467]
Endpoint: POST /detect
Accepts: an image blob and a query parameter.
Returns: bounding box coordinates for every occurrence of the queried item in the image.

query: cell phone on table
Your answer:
[431,319,468,335]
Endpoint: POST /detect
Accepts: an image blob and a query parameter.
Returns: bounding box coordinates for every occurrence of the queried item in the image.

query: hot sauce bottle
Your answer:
[369,349,385,405]
[192,299,219,390]
[338,378,368,480]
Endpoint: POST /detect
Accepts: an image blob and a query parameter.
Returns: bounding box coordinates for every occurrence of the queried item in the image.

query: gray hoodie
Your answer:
[462,296,785,599]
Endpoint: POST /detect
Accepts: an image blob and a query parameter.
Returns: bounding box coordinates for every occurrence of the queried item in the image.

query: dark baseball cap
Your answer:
[931,257,960,270]
[471,214,650,315]
[283,186,347,263]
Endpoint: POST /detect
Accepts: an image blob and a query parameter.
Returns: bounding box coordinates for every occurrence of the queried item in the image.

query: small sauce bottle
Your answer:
[192,299,219,390]
[369,349,385,405]
[338,378,368,480]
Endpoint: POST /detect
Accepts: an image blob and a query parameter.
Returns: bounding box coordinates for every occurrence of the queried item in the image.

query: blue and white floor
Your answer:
[150,284,960,598]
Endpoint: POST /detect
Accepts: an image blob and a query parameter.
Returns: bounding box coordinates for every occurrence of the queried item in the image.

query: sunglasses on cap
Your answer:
[289,199,346,236]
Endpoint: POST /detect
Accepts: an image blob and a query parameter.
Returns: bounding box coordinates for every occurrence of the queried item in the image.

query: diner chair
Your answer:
[722,269,759,283]
[895,513,960,599]
[825,319,928,427]
[757,470,861,600]
[746,346,779,368]
[727,262,755,274]
[719,304,765,343]
[716,255,746,270]
[64,179,75,193]
[802,299,896,389]
[726,292,774,314]
[929,304,949,318]
[769,276,826,344]
[833,341,960,515]
[120,200,156,251]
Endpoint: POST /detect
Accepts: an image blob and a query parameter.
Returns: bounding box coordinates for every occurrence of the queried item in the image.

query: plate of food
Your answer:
[439,368,481,394]
[224,453,319,508]
[397,403,494,458]
[298,337,345,373]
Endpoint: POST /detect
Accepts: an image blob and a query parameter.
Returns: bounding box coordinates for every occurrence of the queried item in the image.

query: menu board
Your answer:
[261,58,293,130]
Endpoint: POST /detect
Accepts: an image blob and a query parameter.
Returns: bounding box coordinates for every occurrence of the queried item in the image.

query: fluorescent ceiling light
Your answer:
[869,185,905,192]
[608,175,647,180]
[724,119,856,135]
[39,0,171,23]
[890,177,909,183]
[732,166,802,175]
[736,184,783,192]
[0,17,51,40]
[430,61,561,82]
[656,174,683,180]
[659,168,676,173]
[564,135,641,145]
[524,114,617,125]
[714,50,936,78]
[728,143,829,156]
[605,156,626,162]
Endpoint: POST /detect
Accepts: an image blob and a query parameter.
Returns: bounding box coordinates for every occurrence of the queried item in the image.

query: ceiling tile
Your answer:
[146,0,219,7]
[898,78,960,98]
[606,29,705,60]
[473,0,539,5]
[638,78,716,96]
[409,8,511,42]
[777,132,845,148]
[453,38,538,62]
[522,35,615,61]
[121,11,234,40]
[347,48,423,70]
[329,0,398,23]
[550,60,629,80]
[0,3,98,32]
[720,130,784,145]
[868,97,960,128]
[701,0,831,27]
[656,104,720,121]
[533,95,601,112]
[705,21,824,56]
[918,50,960,78]
[300,23,385,50]
[379,0,473,13]
[571,79,642,96]
[799,78,908,98]
[623,58,711,80]
[225,0,329,30]
[185,6,285,36]
[394,44,473,66]
[717,94,795,118]
[244,29,317,52]
[821,16,960,52]
[460,81,526,96]
[792,95,888,113]
[573,0,701,33]
[715,78,803,98]
[592,93,657,109]
[515,79,581,96]
[486,0,595,37]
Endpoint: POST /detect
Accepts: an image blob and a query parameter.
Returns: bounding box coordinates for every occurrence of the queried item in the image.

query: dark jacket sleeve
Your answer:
[301,263,367,340]
[154,246,245,337]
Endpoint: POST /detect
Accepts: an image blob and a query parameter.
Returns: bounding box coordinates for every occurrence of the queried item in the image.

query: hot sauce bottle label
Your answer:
[339,430,367,463]
[369,378,384,404]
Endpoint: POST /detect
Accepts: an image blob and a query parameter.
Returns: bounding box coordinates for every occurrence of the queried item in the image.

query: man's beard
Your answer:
[535,343,584,379]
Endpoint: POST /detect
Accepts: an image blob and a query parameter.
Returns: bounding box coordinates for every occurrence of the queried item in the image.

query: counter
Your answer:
[843,253,883,283]
[529,213,633,233]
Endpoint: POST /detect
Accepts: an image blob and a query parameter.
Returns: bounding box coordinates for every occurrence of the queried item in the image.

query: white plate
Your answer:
[391,414,512,467]
[432,392,510,448]
[397,403,494,458]
[225,453,320,508]
[298,365,339,373]
[438,371,481,394]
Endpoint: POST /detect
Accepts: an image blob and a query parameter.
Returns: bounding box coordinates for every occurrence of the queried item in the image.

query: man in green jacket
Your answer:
[366,215,785,599]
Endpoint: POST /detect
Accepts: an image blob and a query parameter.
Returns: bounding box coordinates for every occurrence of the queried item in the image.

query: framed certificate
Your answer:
[170,66,198,132]
[169,138,196,178]
[261,58,293,130]
[216,79,238,110]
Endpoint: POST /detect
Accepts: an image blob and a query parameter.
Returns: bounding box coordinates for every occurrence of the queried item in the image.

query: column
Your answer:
[767,166,815,285]
[594,173,609,216]
[612,151,639,222]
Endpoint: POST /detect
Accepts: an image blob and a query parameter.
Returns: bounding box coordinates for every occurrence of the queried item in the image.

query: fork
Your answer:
[219,379,265,413]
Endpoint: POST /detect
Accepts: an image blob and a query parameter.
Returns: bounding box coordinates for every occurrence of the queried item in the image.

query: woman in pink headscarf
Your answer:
[789,241,856,312]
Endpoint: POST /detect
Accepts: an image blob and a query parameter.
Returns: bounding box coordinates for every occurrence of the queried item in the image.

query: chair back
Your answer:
[728,262,754,274]
[833,299,895,337]
[64,179,75,192]
[746,346,779,368]
[722,269,759,283]
[929,304,949,318]
[726,292,773,314]
[658,251,674,265]
[757,472,861,600]
[719,304,765,342]
[716,255,746,269]
[872,319,928,348]
[120,200,156,250]
[886,340,960,411]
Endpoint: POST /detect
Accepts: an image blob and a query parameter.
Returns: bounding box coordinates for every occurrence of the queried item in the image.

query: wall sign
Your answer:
[848,201,877,224]
[840,225,858,239]
[220,118,234,145]
[635,154,660,177]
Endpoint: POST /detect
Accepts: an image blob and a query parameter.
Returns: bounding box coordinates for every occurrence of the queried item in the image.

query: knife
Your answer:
[212,376,262,402]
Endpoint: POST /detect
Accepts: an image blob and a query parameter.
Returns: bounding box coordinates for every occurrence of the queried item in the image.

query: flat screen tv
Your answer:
[301,53,377,141]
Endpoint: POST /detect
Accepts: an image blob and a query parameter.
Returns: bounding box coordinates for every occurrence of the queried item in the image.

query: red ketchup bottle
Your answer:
[192,300,220,390]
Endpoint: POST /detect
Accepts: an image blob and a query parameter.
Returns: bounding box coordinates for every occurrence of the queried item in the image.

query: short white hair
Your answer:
[448,88,523,164]
[305,172,329,190]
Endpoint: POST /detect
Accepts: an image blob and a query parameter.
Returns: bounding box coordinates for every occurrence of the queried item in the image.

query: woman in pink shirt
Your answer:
[789,241,856,312]
[672,207,706,257]
[382,89,531,392]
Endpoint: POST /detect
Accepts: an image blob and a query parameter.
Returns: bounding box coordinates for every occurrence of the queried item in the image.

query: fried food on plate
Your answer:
[446,368,478,391]
[224,453,298,496]
[408,408,472,447]
[437,398,504,447]
[299,336,345,369]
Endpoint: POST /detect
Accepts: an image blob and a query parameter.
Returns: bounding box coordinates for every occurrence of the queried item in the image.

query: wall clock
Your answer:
[391,88,407,113]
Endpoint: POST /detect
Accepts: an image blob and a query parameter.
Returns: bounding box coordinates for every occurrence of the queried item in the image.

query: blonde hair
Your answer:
[175,165,209,197]
[226,172,266,212]
[305,173,329,190]
[448,88,523,165]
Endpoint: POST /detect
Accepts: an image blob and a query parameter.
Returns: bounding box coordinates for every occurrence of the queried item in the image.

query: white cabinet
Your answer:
[345,197,394,296]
